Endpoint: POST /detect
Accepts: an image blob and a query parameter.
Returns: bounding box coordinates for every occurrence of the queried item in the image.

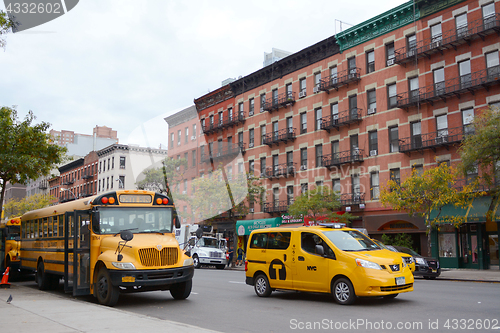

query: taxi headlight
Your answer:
[401,259,407,268]
[112,262,136,269]
[184,258,194,266]
[415,257,426,265]
[355,258,382,270]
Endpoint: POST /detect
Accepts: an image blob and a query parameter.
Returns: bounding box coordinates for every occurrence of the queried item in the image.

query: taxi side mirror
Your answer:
[315,244,324,256]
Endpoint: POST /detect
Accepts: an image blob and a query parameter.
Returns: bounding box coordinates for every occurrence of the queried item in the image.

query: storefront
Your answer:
[235,217,282,252]
[431,196,500,270]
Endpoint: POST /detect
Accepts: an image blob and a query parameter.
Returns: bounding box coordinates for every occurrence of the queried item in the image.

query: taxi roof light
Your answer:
[318,222,346,229]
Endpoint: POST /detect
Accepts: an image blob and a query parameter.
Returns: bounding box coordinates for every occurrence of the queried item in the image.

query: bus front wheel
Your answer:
[169,279,192,300]
[96,267,119,306]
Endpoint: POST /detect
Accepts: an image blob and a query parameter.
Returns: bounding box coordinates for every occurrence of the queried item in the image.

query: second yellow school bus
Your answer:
[20,190,194,306]
[0,217,22,274]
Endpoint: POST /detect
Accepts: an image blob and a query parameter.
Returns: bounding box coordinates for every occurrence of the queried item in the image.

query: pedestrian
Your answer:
[236,247,244,266]
[227,245,234,268]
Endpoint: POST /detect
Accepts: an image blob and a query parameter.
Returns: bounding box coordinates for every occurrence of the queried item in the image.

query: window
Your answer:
[260,125,266,145]
[434,67,445,95]
[369,131,378,155]
[332,179,341,193]
[462,108,474,135]
[300,148,307,169]
[411,121,422,149]
[390,168,401,185]
[272,121,278,141]
[314,72,321,89]
[431,23,442,45]
[177,130,181,145]
[315,144,323,167]
[331,140,340,162]
[456,13,468,38]
[227,166,233,181]
[260,157,266,178]
[299,78,306,95]
[260,94,266,112]
[192,150,196,166]
[370,172,379,200]
[286,83,293,98]
[350,135,359,157]
[287,186,294,206]
[218,111,223,125]
[119,156,126,169]
[300,113,307,134]
[107,158,110,171]
[407,34,417,56]
[387,83,397,109]
[192,124,197,139]
[184,127,188,144]
[238,131,243,146]
[112,157,114,169]
[301,183,308,194]
[466,164,478,184]
[366,50,375,73]
[249,159,254,174]
[352,174,360,196]
[249,98,255,116]
[330,66,338,84]
[436,114,448,140]
[486,51,500,79]
[286,151,293,167]
[249,128,254,148]
[273,188,279,207]
[315,108,322,131]
[170,133,174,149]
[238,103,243,117]
[409,77,419,102]
[386,42,395,66]
[118,176,125,189]
[286,117,293,134]
[389,126,399,153]
[349,95,358,119]
[459,60,471,88]
[201,118,205,133]
[272,89,278,105]
[184,152,188,164]
[331,103,339,123]
[412,164,424,176]
[367,89,376,113]
[348,57,356,77]
[483,2,496,28]
[238,162,243,174]
[106,177,109,190]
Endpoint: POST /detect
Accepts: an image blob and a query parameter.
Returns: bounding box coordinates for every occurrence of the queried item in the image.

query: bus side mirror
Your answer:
[120,230,134,242]
[174,216,181,229]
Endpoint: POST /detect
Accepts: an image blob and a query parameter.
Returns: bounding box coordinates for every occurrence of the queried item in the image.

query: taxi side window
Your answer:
[250,233,268,249]
[301,232,335,258]
[267,232,291,250]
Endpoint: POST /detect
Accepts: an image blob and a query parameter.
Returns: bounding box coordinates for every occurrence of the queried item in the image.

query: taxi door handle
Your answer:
[283,254,287,261]
[298,256,305,261]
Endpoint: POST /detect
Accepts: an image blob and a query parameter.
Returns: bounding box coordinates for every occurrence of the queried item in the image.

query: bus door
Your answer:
[64,211,91,296]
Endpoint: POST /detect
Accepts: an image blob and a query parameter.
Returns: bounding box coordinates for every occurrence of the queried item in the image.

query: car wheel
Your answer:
[192,255,201,269]
[383,293,399,299]
[254,274,272,297]
[96,267,119,306]
[332,278,356,305]
[170,279,192,300]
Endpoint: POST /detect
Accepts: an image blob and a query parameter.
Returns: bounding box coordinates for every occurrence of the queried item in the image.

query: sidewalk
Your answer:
[0,284,218,333]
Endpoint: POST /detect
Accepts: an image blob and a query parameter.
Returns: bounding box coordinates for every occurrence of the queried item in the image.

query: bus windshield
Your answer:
[323,230,381,252]
[6,226,20,240]
[97,207,173,234]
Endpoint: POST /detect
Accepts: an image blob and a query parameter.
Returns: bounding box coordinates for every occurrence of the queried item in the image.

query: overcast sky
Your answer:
[1,0,406,149]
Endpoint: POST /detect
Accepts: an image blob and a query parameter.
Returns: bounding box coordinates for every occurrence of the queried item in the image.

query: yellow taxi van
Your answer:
[245,224,414,305]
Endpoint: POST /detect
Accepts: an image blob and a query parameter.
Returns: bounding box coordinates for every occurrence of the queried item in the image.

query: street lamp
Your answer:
[116,178,124,189]
[60,188,76,201]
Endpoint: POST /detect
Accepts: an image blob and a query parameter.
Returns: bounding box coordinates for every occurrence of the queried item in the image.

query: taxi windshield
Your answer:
[323,229,380,251]
[96,207,173,234]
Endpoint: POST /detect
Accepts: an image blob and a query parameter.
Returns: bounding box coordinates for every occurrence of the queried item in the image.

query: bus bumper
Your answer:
[108,265,194,292]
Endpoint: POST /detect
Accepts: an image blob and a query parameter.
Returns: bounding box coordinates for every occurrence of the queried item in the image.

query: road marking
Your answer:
[191,292,199,295]
[229,281,245,284]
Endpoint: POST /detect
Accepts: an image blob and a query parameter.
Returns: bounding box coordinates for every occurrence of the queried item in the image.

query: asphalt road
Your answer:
[16,269,500,332]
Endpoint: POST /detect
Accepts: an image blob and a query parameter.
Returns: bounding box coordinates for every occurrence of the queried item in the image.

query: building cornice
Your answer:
[164,105,198,127]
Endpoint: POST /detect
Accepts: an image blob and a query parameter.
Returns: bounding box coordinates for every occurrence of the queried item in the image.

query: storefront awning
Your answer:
[236,217,282,236]
[430,196,499,224]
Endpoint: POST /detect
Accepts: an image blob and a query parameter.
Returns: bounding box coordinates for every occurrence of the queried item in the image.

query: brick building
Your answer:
[187,0,500,268]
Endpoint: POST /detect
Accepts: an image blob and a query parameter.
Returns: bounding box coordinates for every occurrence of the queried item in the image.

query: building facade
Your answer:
[190,0,500,268]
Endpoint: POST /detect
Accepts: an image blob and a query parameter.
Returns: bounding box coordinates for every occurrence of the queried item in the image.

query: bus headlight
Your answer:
[183,258,194,266]
[112,262,136,269]
[355,258,382,270]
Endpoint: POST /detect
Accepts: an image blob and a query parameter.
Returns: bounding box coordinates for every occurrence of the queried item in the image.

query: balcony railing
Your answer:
[263,128,297,146]
[399,126,469,154]
[202,112,246,134]
[454,178,491,193]
[397,66,500,109]
[319,67,361,93]
[394,14,500,65]
[320,108,362,132]
[262,92,296,112]
[263,200,289,214]
[82,172,93,179]
[200,143,246,163]
[340,192,365,206]
[321,149,364,168]
[264,163,296,179]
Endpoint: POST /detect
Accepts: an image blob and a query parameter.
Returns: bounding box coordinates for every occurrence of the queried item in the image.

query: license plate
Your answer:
[432,269,437,273]
[122,276,135,283]
[395,277,405,285]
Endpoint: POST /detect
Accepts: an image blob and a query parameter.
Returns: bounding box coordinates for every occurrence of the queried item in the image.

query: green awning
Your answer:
[429,196,499,224]
[236,217,282,236]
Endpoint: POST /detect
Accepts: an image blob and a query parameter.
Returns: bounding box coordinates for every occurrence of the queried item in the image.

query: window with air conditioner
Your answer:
[348,57,356,78]
[314,72,321,93]
[369,131,378,156]
[431,23,442,48]
[300,113,307,134]
[386,42,395,66]
[407,34,417,58]
[436,114,448,144]
[367,89,376,114]
[456,13,468,38]
[299,78,306,97]
[462,108,475,135]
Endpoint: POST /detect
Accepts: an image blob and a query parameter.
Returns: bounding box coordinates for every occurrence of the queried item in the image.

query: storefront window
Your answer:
[439,233,456,257]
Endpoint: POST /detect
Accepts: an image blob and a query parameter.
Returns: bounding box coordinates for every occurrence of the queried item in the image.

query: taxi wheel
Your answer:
[254,274,272,297]
[96,267,120,306]
[332,278,356,305]
[192,255,201,269]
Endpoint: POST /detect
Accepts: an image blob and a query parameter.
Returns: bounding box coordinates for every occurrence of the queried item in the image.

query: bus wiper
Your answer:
[113,228,138,237]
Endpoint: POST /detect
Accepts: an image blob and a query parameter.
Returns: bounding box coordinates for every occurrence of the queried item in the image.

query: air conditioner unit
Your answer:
[313,86,320,94]
[249,208,254,213]
[191,136,196,140]
[387,58,395,66]
[300,165,307,171]
[182,190,187,194]
[431,40,441,49]
[249,142,254,148]
[370,150,378,156]
[367,108,376,115]
[216,153,221,157]
[407,49,416,57]
[260,107,264,112]
[435,136,448,144]
[298,91,306,98]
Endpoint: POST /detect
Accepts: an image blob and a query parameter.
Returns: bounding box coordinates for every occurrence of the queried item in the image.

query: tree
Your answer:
[287,185,353,225]
[459,106,500,213]
[3,193,57,218]
[380,163,478,252]
[136,157,188,198]
[0,10,14,49]
[0,107,66,215]
[382,233,414,250]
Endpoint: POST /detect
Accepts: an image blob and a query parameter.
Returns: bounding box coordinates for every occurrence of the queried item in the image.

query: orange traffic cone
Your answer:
[0,267,11,288]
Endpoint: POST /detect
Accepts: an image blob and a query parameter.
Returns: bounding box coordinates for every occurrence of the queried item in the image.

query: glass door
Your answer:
[64,211,91,296]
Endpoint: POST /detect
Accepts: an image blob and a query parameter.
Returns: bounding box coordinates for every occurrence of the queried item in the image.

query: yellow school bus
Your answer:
[20,190,194,306]
[0,217,22,274]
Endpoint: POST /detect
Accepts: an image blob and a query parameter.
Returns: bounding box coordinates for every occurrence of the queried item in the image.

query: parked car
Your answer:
[393,246,441,279]
[371,239,415,273]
